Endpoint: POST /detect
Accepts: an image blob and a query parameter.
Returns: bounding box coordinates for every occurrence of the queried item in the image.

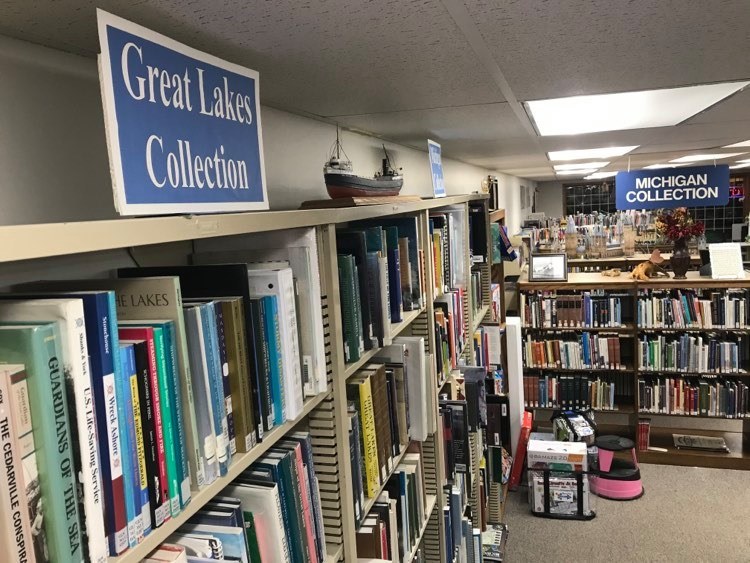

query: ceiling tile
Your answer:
[463,0,750,101]
[0,0,505,115]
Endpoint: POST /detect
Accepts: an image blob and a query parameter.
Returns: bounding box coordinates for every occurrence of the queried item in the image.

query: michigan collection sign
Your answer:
[97,10,268,215]
[615,165,729,210]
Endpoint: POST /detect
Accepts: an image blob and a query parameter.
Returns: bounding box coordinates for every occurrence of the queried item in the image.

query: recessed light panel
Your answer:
[724,140,750,148]
[730,163,750,169]
[670,153,746,163]
[548,146,639,161]
[584,172,617,179]
[527,81,749,136]
[642,163,697,169]
[553,162,609,171]
[556,169,597,176]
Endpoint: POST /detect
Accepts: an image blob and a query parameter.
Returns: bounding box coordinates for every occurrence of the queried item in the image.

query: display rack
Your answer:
[0,193,504,562]
[519,271,750,470]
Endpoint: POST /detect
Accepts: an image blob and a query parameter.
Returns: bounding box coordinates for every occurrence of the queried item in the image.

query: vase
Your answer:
[670,238,691,279]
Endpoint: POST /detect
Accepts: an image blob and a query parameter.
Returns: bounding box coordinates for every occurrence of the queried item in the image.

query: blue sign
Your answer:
[616,165,729,210]
[98,10,268,215]
[428,140,446,198]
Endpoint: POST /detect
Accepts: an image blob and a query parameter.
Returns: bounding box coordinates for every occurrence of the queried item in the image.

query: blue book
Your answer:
[120,344,151,539]
[262,296,285,425]
[198,302,230,476]
[385,227,403,322]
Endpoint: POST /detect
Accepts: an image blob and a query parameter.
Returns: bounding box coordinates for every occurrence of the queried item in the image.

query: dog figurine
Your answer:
[631,249,671,280]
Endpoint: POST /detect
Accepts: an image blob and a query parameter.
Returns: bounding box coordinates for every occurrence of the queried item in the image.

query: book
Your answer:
[120,326,173,524]
[0,365,35,563]
[193,226,327,396]
[174,523,248,563]
[338,254,363,363]
[287,432,326,563]
[0,298,109,562]
[183,304,220,485]
[259,296,285,426]
[347,373,380,498]
[16,277,198,497]
[120,320,189,511]
[0,324,83,563]
[337,229,377,351]
[383,227,403,322]
[119,343,151,540]
[221,482,290,563]
[212,304,235,456]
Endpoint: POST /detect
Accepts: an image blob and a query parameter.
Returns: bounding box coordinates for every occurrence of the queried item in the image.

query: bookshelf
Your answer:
[519,271,750,470]
[0,193,504,562]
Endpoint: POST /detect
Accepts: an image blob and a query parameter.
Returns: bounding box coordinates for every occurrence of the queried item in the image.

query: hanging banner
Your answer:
[615,165,729,210]
[428,139,446,198]
[97,9,268,215]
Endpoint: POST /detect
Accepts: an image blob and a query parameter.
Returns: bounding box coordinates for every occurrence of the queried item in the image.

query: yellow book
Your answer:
[347,374,380,497]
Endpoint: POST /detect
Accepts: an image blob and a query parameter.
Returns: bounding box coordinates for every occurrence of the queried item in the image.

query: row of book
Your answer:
[637,334,748,374]
[520,291,625,329]
[335,218,426,364]
[434,288,467,380]
[638,377,750,418]
[490,283,502,323]
[636,288,750,329]
[523,334,625,370]
[355,455,428,561]
[472,325,503,370]
[144,430,325,563]
[522,374,621,410]
[0,235,329,561]
[431,210,467,297]
[470,269,485,318]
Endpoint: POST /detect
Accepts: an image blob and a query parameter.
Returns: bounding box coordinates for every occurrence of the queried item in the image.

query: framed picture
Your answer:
[529,253,568,282]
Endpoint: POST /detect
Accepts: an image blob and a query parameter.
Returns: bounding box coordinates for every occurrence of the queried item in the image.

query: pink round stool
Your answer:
[591,435,644,500]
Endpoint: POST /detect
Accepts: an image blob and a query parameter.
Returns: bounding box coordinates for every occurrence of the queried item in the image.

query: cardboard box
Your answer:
[527,440,587,472]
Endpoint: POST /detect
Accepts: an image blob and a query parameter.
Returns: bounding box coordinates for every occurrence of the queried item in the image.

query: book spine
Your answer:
[214,305,236,455]
[124,348,151,539]
[263,296,286,425]
[152,329,181,517]
[0,371,35,563]
[37,327,84,562]
[115,354,141,546]
[65,305,108,563]
[163,323,191,508]
[225,301,256,452]
[251,300,273,433]
[201,304,230,475]
[143,334,171,526]
[358,378,380,498]
[289,445,318,563]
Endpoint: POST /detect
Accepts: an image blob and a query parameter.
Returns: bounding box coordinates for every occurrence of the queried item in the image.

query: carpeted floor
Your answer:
[504,464,750,562]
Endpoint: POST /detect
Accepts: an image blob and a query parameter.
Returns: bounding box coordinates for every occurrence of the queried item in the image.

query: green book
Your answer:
[242,511,263,563]
[0,324,83,563]
[338,254,361,363]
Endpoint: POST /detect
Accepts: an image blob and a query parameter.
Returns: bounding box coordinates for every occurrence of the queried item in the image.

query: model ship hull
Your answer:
[324,173,403,198]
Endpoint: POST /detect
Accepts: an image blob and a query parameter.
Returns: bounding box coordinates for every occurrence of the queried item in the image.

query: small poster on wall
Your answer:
[428,139,446,198]
[97,9,268,215]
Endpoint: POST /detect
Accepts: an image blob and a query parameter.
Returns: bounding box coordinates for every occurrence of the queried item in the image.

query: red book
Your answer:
[509,411,533,491]
[119,327,171,526]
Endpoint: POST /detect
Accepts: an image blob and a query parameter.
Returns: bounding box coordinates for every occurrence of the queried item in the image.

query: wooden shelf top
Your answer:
[638,427,750,470]
[489,209,506,223]
[519,270,750,291]
[568,253,700,265]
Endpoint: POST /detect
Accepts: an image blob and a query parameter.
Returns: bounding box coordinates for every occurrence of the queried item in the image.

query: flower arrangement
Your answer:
[655,207,705,242]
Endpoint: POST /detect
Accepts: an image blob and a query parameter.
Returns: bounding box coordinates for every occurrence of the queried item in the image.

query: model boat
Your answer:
[324,129,403,198]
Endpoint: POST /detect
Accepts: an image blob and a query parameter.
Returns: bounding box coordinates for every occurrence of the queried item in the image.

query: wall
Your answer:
[535,181,564,219]
[498,172,535,235]
[0,34,531,225]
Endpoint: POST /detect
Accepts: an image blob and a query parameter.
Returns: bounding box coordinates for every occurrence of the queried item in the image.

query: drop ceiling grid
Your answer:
[0,0,506,116]
[460,0,750,101]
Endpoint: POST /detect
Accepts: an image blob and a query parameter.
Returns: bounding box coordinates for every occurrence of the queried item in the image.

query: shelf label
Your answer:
[97,10,268,216]
[615,165,729,210]
[428,139,446,198]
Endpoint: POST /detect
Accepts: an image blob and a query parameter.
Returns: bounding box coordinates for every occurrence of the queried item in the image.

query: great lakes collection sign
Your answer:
[97,9,268,215]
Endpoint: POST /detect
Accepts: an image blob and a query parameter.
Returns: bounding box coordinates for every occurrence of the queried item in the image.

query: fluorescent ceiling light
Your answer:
[553,161,609,171]
[670,152,746,163]
[584,172,617,179]
[724,140,750,148]
[548,146,639,161]
[735,159,750,163]
[526,81,749,136]
[730,163,750,169]
[556,169,597,176]
[642,163,696,169]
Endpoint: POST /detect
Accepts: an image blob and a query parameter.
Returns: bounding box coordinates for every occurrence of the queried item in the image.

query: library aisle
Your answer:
[504,464,750,562]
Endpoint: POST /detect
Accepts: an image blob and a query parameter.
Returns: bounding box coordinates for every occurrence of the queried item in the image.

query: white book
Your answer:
[194,226,327,396]
[222,482,290,562]
[0,298,108,563]
[393,336,431,439]
[246,267,304,420]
